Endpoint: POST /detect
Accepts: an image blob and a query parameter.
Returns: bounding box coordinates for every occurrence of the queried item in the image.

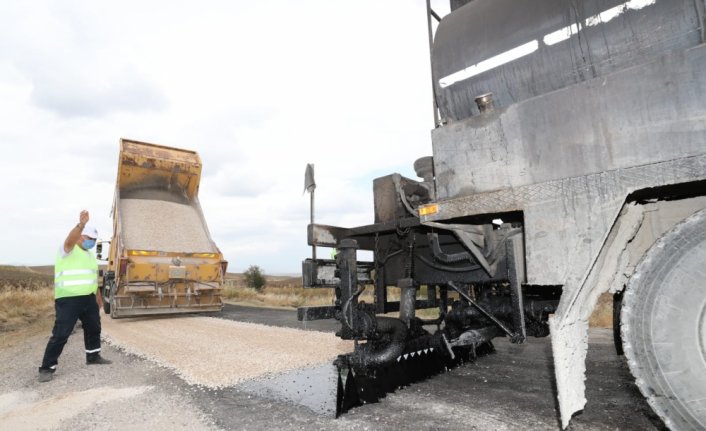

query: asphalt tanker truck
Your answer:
[100,139,226,318]
[300,0,706,429]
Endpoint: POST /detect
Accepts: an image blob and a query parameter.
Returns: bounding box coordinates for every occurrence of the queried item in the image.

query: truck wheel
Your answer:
[103,297,111,315]
[612,290,623,356]
[621,208,706,430]
[103,283,113,315]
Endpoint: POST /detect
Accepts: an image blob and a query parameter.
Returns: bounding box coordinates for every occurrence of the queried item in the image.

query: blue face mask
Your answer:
[82,239,96,250]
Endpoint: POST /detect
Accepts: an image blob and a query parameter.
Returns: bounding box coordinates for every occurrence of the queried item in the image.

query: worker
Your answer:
[38,210,111,382]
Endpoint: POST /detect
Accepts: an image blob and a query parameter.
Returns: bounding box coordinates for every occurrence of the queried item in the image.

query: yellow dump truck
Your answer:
[100,138,226,318]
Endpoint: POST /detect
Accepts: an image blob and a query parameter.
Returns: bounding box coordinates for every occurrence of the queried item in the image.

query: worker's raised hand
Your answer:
[79,210,89,226]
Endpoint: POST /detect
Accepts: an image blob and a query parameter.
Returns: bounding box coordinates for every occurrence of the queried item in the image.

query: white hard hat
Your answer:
[82,225,98,239]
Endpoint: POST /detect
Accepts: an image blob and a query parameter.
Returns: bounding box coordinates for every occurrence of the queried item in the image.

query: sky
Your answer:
[0,0,451,274]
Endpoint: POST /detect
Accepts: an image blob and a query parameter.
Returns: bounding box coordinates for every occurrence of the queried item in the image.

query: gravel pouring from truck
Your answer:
[101,139,226,318]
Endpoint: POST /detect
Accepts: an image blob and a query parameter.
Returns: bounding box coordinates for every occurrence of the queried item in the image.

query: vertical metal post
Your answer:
[338,239,358,339]
[398,278,418,325]
[427,283,437,307]
[305,163,317,260]
[374,266,387,314]
[506,235,526,343]
[310,190,316,259]
[439,284,448,315]
[426,0,441,127]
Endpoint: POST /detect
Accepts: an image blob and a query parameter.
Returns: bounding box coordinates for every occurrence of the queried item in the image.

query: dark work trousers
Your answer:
[40,294,101,371]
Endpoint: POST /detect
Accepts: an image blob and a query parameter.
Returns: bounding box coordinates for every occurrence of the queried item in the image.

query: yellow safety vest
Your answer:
[54,245,98,299]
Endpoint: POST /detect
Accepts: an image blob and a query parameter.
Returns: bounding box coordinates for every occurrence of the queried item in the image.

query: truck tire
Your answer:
[612,290,623,356]
[103,296,111,315]
[103,282,113,315]
[621,208,706,430]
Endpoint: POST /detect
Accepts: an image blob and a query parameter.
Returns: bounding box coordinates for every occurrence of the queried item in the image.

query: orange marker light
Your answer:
[419,204,439,217]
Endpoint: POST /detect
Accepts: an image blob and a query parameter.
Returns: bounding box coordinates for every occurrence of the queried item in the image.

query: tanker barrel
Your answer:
[432,0,701,122]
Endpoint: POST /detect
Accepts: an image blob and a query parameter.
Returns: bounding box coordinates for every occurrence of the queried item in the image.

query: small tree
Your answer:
[243,265,266,291]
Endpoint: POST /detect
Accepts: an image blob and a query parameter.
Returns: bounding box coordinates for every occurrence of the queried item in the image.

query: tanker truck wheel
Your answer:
[621,208,706,430]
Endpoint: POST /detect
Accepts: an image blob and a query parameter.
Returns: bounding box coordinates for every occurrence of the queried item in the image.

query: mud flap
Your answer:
[549,317,589,429]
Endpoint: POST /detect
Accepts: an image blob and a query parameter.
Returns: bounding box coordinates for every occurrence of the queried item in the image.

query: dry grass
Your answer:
[589,293,614,328]
[0,284,54,348]
[224,275,614,327]
[0,265,55,347]
[0,265,53,286]
[223,277,436,319]
[224,285,390,309]
[223,273,385,308]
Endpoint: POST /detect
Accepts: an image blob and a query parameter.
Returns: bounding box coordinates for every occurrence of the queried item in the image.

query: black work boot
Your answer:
[86,354,112,365]
[38,368,54,382]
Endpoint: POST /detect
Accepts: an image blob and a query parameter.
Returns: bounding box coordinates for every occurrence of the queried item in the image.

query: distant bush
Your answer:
[243,265,266,292]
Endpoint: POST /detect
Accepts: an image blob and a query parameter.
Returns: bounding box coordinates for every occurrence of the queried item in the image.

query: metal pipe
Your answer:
[447,281,514,338]
[449,326,499,348]
[338,239,359,338]
[696,0,706,43]
[430,8,441,22]
[349,317,407,369]
[426,0,441,127]
[311,189,316,259]
[398,278,418,324]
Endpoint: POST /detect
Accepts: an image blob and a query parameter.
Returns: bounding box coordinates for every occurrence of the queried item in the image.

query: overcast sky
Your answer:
[0,0,451,273]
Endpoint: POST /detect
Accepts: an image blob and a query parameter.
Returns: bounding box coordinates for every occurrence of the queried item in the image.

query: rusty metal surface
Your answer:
[121,138,200,164]
[118,138,202,200]
[110,303,223,318]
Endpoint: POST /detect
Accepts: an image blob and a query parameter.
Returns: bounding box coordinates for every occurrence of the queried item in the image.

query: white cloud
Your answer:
[0,0,443,273]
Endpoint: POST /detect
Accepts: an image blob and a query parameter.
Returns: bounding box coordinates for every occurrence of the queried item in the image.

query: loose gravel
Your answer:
[119,198,215,253]
[0,331,216,431]
[1,311,660,431]
[102,315,353,388]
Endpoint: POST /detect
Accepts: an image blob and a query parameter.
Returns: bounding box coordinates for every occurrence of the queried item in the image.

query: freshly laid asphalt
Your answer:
[213,303,341,333]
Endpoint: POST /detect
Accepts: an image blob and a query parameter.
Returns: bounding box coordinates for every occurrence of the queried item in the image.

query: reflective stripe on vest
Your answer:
[56,269,96,277]
[55,245,98,299]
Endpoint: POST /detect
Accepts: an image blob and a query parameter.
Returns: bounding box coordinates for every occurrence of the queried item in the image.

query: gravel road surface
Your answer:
[102,315,352,388]
[0,304,665,430]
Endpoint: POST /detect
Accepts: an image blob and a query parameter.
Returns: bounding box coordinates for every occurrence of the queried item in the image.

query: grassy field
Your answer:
[0,266,55,347]
[0,265,613,347]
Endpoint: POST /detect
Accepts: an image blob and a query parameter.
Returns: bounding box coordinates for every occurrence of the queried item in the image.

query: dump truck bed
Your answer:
[104,139,225,318]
